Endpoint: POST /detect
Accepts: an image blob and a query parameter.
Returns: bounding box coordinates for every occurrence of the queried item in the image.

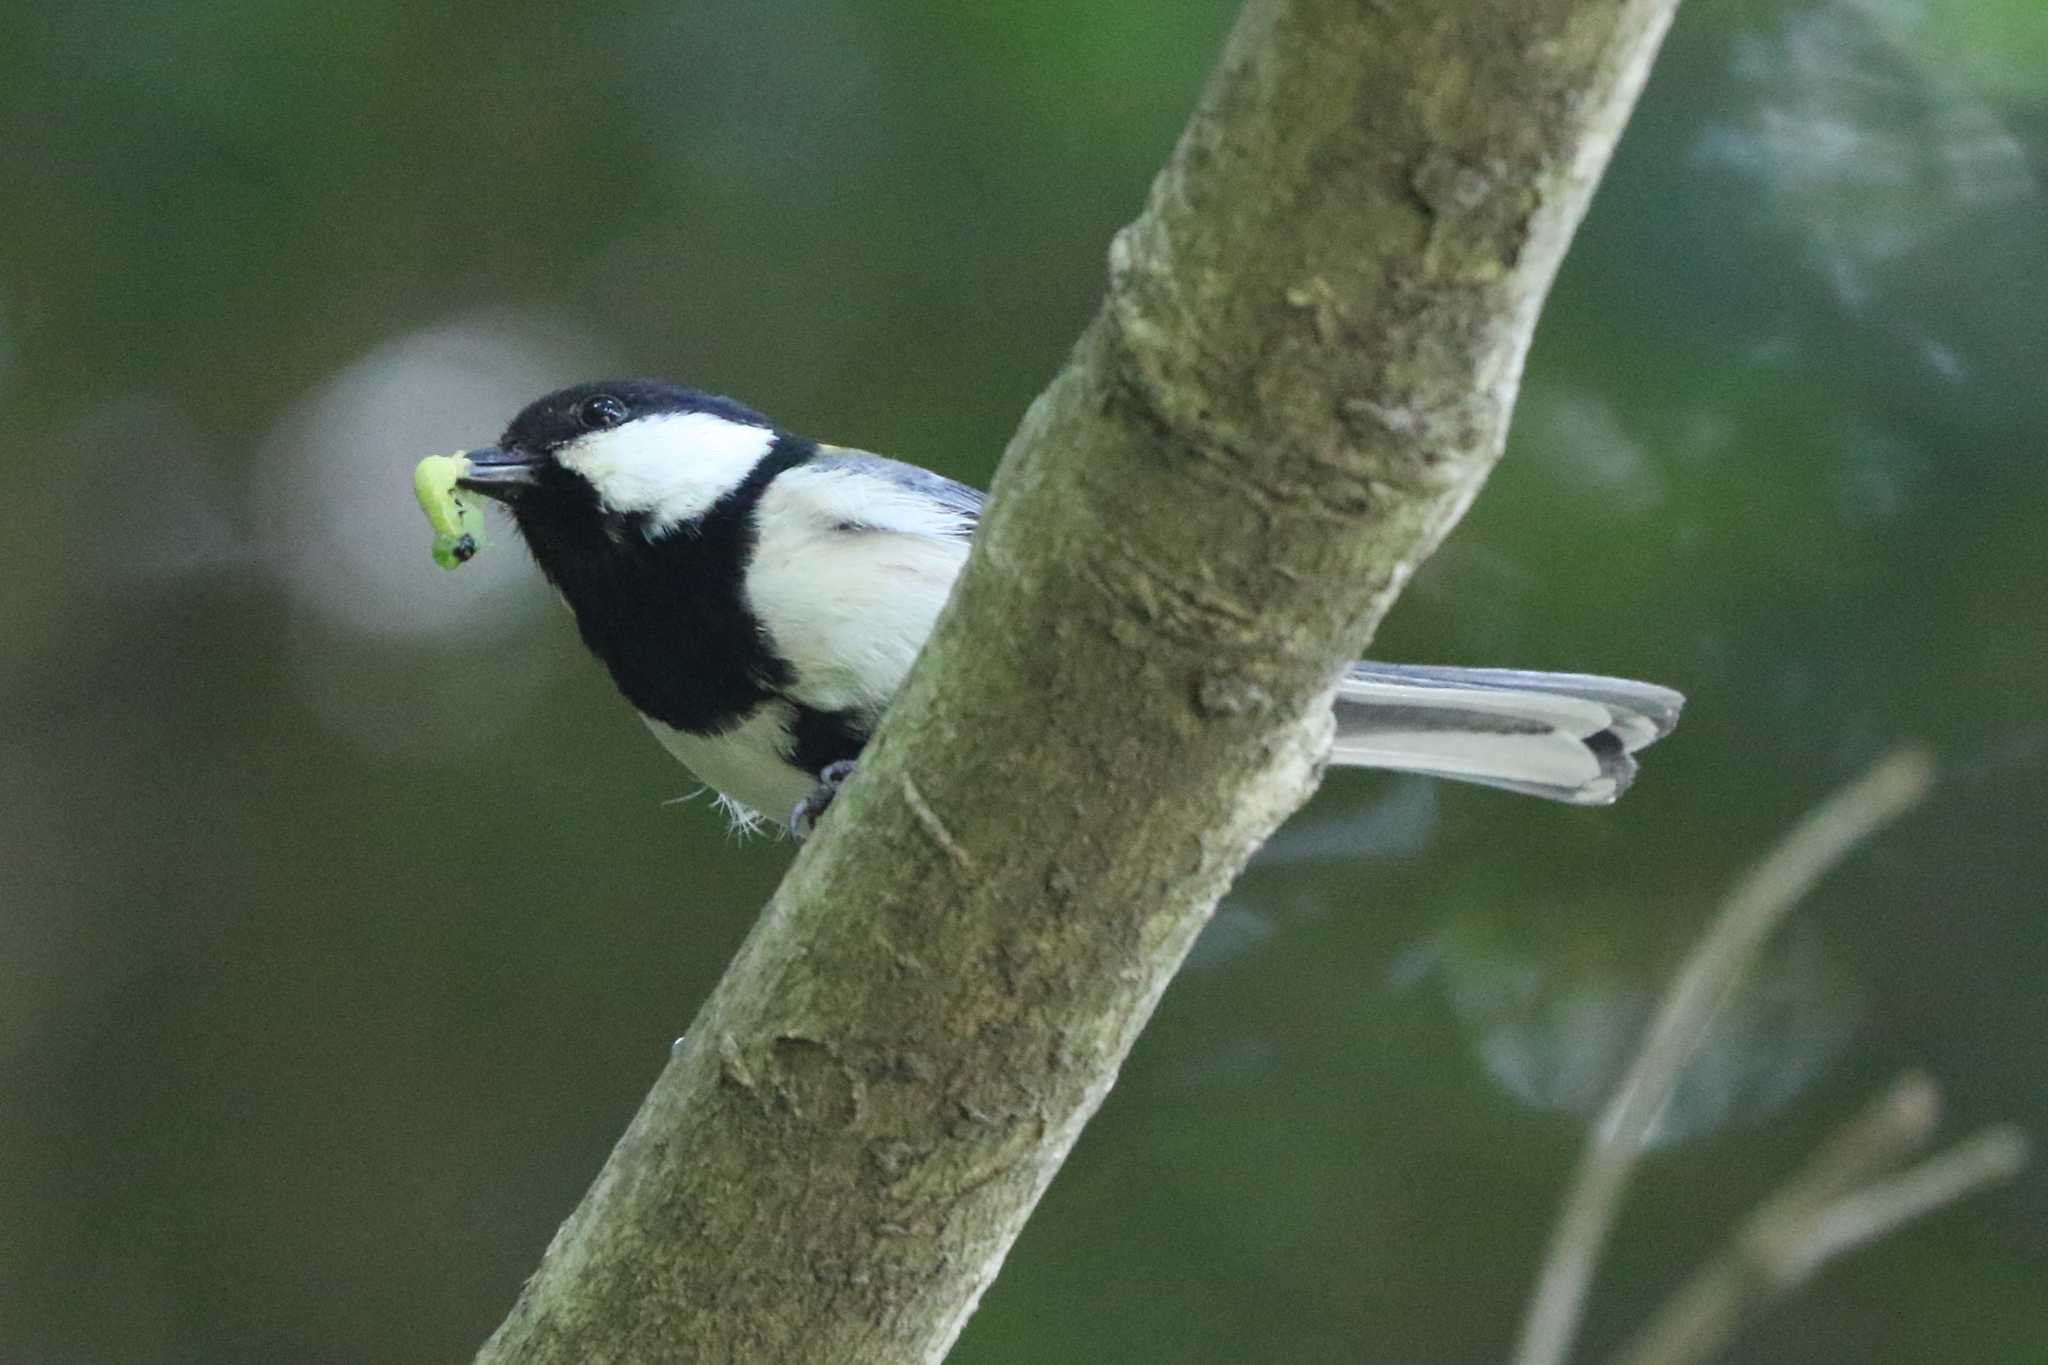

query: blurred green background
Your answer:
[3,1,2044,1361]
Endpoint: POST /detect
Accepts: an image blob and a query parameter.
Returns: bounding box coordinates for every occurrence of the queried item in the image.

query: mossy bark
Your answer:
[474,1,1680,1360]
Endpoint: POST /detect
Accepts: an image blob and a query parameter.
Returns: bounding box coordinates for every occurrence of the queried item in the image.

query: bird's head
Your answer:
[458,379,789,556]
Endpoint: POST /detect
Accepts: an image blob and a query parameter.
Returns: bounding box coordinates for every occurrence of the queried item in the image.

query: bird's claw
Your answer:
[787,760,859,841]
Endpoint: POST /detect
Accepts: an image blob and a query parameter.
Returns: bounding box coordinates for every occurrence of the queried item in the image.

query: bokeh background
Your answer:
[4,0,2044,1361]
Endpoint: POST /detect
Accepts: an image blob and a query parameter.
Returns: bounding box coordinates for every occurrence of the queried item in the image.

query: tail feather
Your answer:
[1331,663,1683,806]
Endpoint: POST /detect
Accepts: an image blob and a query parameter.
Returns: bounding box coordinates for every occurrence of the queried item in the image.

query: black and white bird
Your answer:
[454,379,1682,835]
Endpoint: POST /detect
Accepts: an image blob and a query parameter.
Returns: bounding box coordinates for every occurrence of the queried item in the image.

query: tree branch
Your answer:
[1511,749,1936,1365]
[474,2,1683,1360]
[1611,1082,2028,1365]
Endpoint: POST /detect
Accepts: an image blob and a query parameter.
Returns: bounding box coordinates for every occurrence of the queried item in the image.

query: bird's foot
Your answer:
[787,760,859,841]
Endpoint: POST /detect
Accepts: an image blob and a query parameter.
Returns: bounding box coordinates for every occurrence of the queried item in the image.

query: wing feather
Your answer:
[806,446,984,538]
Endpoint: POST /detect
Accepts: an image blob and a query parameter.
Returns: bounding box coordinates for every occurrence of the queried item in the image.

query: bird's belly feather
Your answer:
[641,703,814,823]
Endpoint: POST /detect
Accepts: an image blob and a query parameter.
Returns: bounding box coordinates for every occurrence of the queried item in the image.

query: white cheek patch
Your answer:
[558,412,776,529]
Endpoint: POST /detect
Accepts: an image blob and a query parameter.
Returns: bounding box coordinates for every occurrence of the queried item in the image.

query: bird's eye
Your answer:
[579,395,628,430]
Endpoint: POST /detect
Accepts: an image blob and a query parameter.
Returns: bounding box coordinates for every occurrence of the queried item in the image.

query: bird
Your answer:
[451,378,1683,836]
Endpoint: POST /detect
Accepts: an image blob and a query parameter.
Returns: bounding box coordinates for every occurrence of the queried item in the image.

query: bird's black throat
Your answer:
[510,434,816,737]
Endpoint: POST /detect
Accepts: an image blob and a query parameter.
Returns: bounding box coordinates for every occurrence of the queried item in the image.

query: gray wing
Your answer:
[810,446,984,534]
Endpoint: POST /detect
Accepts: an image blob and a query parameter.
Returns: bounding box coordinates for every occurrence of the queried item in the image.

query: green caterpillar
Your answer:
[413,453,489,569]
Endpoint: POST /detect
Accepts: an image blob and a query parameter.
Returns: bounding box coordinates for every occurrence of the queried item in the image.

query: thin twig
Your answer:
[1510,748,1936,1365]
[1793,1125,2030,1269]
[1610,1110,2029,1365]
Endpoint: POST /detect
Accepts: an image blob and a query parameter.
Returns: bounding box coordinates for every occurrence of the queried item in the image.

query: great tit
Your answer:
[454,379,1682,835]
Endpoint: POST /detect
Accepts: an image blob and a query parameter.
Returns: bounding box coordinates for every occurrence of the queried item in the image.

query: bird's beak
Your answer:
[456,446,541,503]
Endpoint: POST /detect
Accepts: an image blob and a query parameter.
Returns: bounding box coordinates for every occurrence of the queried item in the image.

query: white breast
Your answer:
[742,463,972,715]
